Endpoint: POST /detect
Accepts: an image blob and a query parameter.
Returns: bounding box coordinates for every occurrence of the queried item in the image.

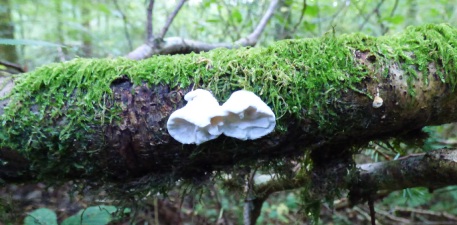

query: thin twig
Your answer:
[221,0,242,40]
[380,0,400,34]
[243,170,253,225]
[278,3,292,39]
[0,60,25,72]
[236,0,279,46]
[291,0,307,34]
[352,1,370,28]
[395,206,457,221]
[389,0,399,17]
[56,47,66,62]
[374,6,387,35]
[359,0,386,31]
[112,0,133,50]
[372,143,393,160]
[146,0,155,43]
[209,184,230,225]
[216,2,236,41]
[353,206,377,224]
[326,3,348,32]
[376,208,411,224]
[238,2,255,35]
[368,197,376,225]
[159,0,187,38]
[127,0,279,59]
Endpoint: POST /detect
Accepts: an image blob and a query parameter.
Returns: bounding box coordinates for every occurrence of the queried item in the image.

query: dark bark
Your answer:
[246,148,457,223]
[350,149,457,203]
[99,57,456,182]
[1,25,457,198]
[256,149,457,210]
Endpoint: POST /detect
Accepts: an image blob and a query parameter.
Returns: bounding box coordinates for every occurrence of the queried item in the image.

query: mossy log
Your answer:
[1,24,457,187]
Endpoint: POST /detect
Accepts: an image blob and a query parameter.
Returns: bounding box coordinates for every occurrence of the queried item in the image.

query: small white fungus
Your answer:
[221,90,276,140]
[167,89,226,145]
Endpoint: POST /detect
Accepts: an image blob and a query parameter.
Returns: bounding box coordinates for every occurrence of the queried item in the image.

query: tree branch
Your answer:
[3,24,457,196]
[291,0,307,35]
[357,149,457,192]
[389,0,399,17]
[254,149,457,205]
[234,0,278,46]
[146,0,155,43]
[219,1,240,40]
[127,0,279,60]
[0,60,25,73]
[358,0,385,31]
[245,148,457,223]
[159,0,187,39]
[113,0,133,51]
[379,0,400,35]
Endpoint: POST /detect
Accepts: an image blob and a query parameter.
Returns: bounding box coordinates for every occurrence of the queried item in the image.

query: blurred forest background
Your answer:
[1,0,457,224]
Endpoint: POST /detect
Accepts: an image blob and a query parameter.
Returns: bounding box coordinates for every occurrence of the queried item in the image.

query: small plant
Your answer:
[24,205,120,225]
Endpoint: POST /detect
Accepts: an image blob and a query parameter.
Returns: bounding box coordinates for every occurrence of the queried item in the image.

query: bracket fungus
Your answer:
[221,90,276,140]
[166,89,226,145]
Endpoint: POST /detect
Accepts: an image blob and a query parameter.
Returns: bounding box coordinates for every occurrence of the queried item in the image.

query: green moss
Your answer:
[378,24,457,90]
[1,24,457,181]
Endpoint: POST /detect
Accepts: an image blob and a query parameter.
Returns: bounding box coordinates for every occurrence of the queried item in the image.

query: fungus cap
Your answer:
[167,89,226,145]
[372,96,383,108]
[221,90,276,140]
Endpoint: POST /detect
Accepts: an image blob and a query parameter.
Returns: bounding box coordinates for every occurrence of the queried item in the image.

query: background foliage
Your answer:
[3,0,456,69]
[1,0,457,224]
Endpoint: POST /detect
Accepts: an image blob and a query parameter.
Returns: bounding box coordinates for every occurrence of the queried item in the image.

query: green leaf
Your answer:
[24,208,58,225]
[285,193,298,209]
[203,0,216,8]
[306,4,319,17]
[383,15,405,25]
[231,9,243,24]
[94,3,111,14]
[61,205,117,225]
[206,19,220,23]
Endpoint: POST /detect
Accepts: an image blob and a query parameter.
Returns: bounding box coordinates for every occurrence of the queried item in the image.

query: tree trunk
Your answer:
[0,0,18,63]
[81,4,92,57]
[55,0,68,60]
[1,24,457,194]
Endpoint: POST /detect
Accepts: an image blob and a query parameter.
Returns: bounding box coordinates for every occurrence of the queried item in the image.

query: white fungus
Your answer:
[372,96,383,108]
[167,89,226,145]
[221,90,276,140]
[372,88,383,108]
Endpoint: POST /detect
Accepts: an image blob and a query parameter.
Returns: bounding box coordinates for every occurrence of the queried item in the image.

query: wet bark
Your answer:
[351,149,457,203]
[100,54,457,182]
[1,57,457,185]
[1,26,457,191]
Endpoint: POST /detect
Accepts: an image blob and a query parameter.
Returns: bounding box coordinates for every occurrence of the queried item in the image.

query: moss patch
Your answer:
[1,24,457,181]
